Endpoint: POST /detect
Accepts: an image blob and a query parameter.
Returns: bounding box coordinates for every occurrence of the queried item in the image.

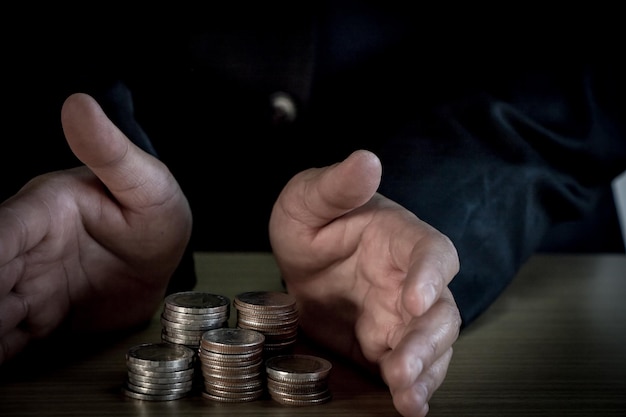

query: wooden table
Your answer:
[1,253,625,416]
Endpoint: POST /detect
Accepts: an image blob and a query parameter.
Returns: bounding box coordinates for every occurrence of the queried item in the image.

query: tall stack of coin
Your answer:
[160,291,230,349]
[123,342,196,401]
[265,354,332,406]
[198,328,266,402]
[233,291,299,355]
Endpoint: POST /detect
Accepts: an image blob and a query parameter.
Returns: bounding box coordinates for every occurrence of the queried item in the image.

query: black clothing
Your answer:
[3,3,625,326]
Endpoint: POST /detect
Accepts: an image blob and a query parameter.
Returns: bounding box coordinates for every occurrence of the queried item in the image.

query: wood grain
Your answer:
[1,253,624,416]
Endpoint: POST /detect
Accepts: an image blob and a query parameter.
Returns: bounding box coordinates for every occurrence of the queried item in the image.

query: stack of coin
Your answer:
[198,328,266,402]
[161,291,230,349]
[233,291,299,355]
[265,354,332,406]
[123,342,196,401]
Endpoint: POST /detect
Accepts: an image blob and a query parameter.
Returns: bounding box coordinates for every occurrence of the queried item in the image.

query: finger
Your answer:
[0,327,30,365]
[0,292,28,338]
[402,230,460,316]
[382,289,460,389]
[390,347,454,417]
[0,191,59,269]
[60,93,176,210]
[276,150,382,229]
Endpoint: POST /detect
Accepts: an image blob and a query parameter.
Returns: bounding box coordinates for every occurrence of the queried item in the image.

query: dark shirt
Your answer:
[3,2,625,326]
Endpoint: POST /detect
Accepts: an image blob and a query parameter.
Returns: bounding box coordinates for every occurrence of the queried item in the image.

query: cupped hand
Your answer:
[269,150,461,417]
[0,93,192,364]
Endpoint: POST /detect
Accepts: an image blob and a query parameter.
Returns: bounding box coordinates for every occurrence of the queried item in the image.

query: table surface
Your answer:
[1,252,625,417]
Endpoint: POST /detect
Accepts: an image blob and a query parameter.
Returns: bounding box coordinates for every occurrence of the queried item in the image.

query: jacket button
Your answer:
[269,91,297,125]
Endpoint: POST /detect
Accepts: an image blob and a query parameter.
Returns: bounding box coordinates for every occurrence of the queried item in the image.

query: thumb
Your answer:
[61,93,173,208]
[274,149,382,229]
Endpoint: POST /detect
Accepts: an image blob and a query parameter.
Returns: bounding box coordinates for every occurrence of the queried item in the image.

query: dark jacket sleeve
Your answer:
[376,56,626,326]
[308,4,626,326]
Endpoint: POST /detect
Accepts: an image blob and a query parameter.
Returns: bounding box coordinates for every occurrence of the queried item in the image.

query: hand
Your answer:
[269,150,461,417]
[0,93,192,364]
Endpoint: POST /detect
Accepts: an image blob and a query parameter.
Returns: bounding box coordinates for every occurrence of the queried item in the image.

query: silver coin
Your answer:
[126,343,195,370]
[201,370,263,383]
[236,315,299,329]
[267,377,328,394]
[234,291,296,311]
[125,358,194,374]
[165,292,230,314]
[200,328,265,354]
[161,329,203,344]
[122,385,189,401]
[126,367,195,379]
[265,354,332,383]
[125,378,194,392]
[270,388,331,400]
[162,308,228,323]
[124,381,192,396]
[204,385,265,399]
[205,378,264,393]
[201,390,263,403]
[200,359,263,374]
[198,350,263,367]
[236,308,299,320]
[269,390,332,406]
[161,315,225,331]
[127,372,194,386]
[237,322,298,336]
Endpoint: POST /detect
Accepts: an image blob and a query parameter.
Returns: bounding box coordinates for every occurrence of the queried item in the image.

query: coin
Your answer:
[198,348,263,365]
[265,354,332,406]
[123,343,196,401]
[204,385,264,398]
[127,367,194,379]
[234,291,296,312]
[198,328,266,403]
[269,391,332,406]
[161,315,224,331]
[206,378,264,392]
[267,377,328,394]
[162,309,227,325]
[127,371,194,386]
[161,291,230,349]
[236,315,299,330]
[234,291,299,354]
[122,385,189,402]
[201,390,263,403]
[125,380,193,395]
[200,328,265,355]
[265,354,332,382]
[126,343,195,370]
[164,292,230,314]
[201,361,264,379]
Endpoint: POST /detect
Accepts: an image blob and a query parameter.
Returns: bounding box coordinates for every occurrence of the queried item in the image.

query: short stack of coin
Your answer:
[123,342,196,401]
[233,291,299,355]
[198,327,266,402]
[161,291,230,349]
[265,354,332,406]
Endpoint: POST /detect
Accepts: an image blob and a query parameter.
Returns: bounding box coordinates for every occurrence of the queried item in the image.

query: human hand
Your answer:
[269,150,461,417]
[0,93,192,364]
